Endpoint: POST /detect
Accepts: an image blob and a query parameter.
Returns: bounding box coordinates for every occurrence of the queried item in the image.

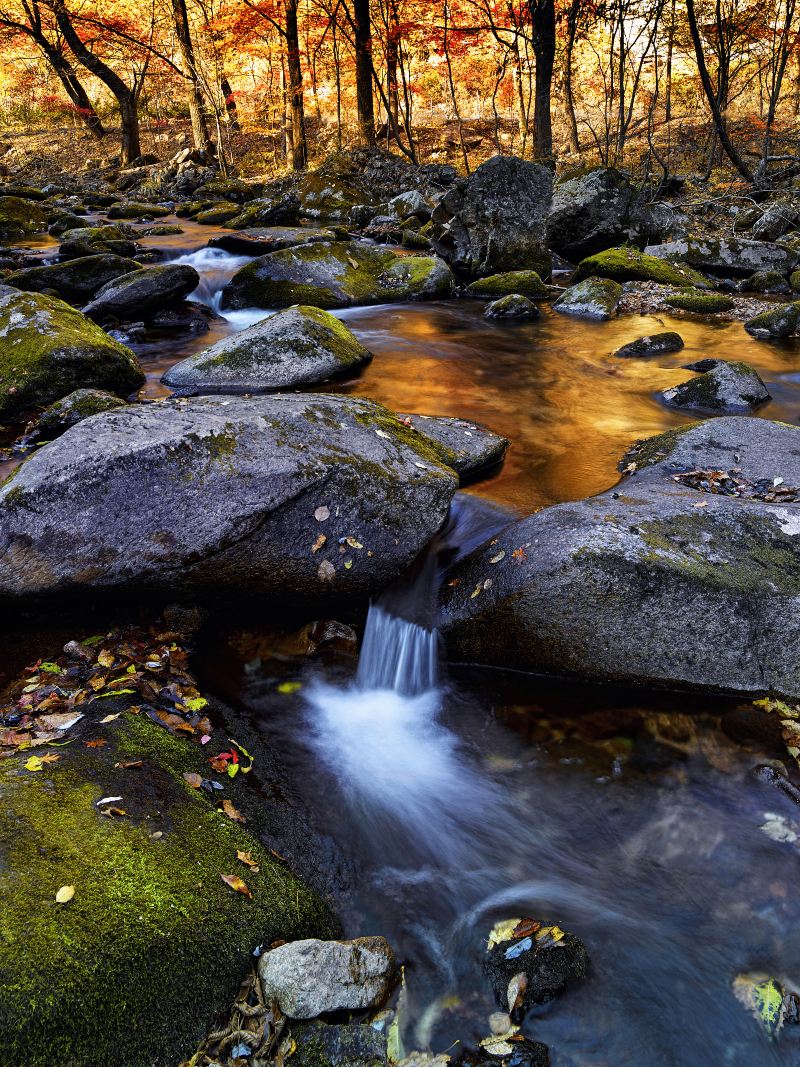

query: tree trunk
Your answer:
[220,76,240,130]
[284,0,307,169]
[171,0,212,152]
[564,0,580,153]
[665,0,676,122]
[385,1,399,128]
[528,0,555,160]
[39,40,105,139]
[352,0,376,145]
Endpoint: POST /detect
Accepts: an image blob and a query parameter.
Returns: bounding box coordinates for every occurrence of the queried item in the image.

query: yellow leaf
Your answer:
[24,756,43,772]
[221,799,246,823]
[277,681,302,695]
[487,917,522,950]
[55,885,75,904]
[221,873,252,898]
[489,551,506,564]
[345,537,363,549]
[237,850,260,873]
[312,533,327,553]
[97,650,115,668]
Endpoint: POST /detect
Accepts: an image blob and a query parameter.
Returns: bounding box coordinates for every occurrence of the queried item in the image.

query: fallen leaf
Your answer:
[24,756,44,771]
[312,533,327,553]
[318,560,335,582]
[96,795,123,807]
[84,739,107,748]
[221,873,252,898]
[183,772,203,789]
[98,713,121,724]
[55,885,75,904]
[507,972,527,1012]
[237,849,260,872]
[101,806,127,818]
[345,537,363,549]
[97,650,115,668]
[222,799,246,823]
[489,550,506,564]
[314,506,330,522]
[512,918,541,939]
[487,918,522,950]
[114,759,143,769]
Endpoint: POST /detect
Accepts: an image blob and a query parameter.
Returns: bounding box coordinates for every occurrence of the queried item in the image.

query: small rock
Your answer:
[291,1022,387,1067]
[35,389,126,438]
[553,278,622,320]
[484,294,539,320]
[613,331,684,358]
[660,360,770,414]
[739,270,791,295]
[744,301,800,339]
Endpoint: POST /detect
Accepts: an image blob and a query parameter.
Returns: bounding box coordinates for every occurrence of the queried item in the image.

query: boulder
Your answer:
[484,294,539,320]
[387,188,432,221]
[660,360,770,414]
[196,177,262,203]
[464,270,548,301]
[295,170,379,225]
[193,203,241,225]
[430,155,552,280]
[106,201,171,220]
[259,936,395,1017]
[547,167,673,261]
[208,226,337,256]
[0,195,47,241]
[664,291,734,314]
[5,254,142,303]
[613,331,684,358]
[0,287,144,419]
[395,413,509,480]
[739,269,791,295]
[82,264,200,323]
[751,203,799,242]
[553,278,622,320]
[573,246,710,288]
[291,1023,387,1067]
[162,305,372,395]
[48,212,86,237]
[0,393,459,601]
[744,301,800,339]
[227,192,301,228]
[644,237,799,278]
[35,388,126,437]
[221,241,454,310]
[440,416,800,696]
[59,226,137,259]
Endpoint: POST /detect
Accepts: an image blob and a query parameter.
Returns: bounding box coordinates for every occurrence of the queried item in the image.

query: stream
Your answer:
[11,219,800,1064]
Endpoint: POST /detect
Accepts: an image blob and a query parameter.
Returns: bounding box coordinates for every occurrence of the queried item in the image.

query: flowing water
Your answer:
[9,219,800,1062]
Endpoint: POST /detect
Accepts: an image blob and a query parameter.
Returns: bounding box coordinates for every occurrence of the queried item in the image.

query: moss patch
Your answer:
[574,246,710,288]
[664,291,735,313]
[464,270,548,301]
[0,195,47,240]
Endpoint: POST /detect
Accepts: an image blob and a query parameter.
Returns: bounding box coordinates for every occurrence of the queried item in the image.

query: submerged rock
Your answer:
[83,264,200,323]
[291,1022,388,1067]
[644,237,799,278]
[209,226,337,256]
[660,361,770,414]
[484,294,539,320]
[162,305,372,394]
[35,388,126,437]
[259,936,395,1017]
[553,278,622,320]
[464,271,548,301]
[430,155,552,280]
[439,416,800,696]
[0,287,144,419]
[0,393,459,601]
[613,331,684,358]
[744,302,800,339]
[5,254,142,303]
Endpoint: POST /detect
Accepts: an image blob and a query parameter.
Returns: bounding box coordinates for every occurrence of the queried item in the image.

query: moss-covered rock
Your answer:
[0,709,335,1067]
[227,192,301,229]
[162,305,373,395]
[209,226,338,257]
[48,211,85,237]
[553,277,622,320]
[613,331,684,358]
[35,387,126,437]
[107,201,171,219]
[660,360,770,414]
[0,195,47,241]
[744,301,800,339]
[194,202,242,225]
[644,237,799,278]
[59,226,138,259]
[790,270,800,293]
[6,254,142,303]
[739,269,790,295]
[196,177,262,203]
[0,287,144,419]
[573,246,709,288]
[83,263,200,323]
[664,291,735,313]
[175,200,216,219]
[484,293,540,320]
[464,270,548,301]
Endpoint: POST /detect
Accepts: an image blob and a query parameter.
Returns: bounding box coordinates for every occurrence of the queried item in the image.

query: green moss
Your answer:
[0,711,335,1067]
[464,270,548,301]
[618,423,694,471]
[574,246,710,288]
[350,404,460,471]
[107,202,171,219]
[0,195,47,240]
[664,291,735,313]
[194,203,242,225]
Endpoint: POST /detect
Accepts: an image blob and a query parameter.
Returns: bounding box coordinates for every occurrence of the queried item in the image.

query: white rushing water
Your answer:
[165,246,272,329]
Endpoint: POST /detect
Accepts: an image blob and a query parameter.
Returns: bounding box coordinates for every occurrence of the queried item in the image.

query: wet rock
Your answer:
[739,269,790,295]
[395,413,509,480]
[59,226,137,259]
[149,302,213,333]
[644,237,799,278]
[660,360,769,414]
[553,277,622,320]
[439,416,800,696]
[464,1036,550,1067]
[430,155,552,280]
[196,177,262,203]
[107,322,147,345]
[291,1022,388,1067]
[547,167,675,261]
[483,919,589,1018]
[0,195,47,241]
[107,201,171,220]
[751,203,800,242]
[573,246,709,288]
[744,301,800,339]
[0,393,458,601]
[221,241,454,310]
[388,189,432,221]
[35,388,126,438]
[208,226,337,256]
[5,254,142,303]
[83,264,199,323]
[752,763,800,806]
[0,287,143,419]
[664,291,735,314]
[465,271,548,301]
[484,294,539,320]
[613,331,684,358]
[260,936,395,1017]
[227,191,301,228]
[162,305,372,395]
[193,202,241,225]
[48,212,85,237]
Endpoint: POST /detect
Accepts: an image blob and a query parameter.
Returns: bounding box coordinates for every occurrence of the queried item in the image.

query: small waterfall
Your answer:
[161,246,260,320]
[356,606,438,696]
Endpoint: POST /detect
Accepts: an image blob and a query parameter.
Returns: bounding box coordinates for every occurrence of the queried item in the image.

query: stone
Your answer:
[162,305,372,395]
[664,291,735,314]
[467,1037,550,1067]
[5,254,142,303]
[483,921,588,1018]
[227,192,301,228]
[573,246,710,288]
[613,331,684,358]
[208,226,337,256]
[484,294,539,320]
[751,203,800,242]
[193,203,241,225]
[291,1023,388,1067]
[48,212,85,237]
[35,388,126,437]
[439,416,800,697]
[59,226,137,259]
[660,361,770,414]
[259,936,395,1017]
[107,201,171,219]
[430,155,552,280]
[394,414,509,480]
[739,269,791,295]
[0,393,459,601]
[553,278,622,320]
[82,264,200,323]
[0,195,47,241]
[744,302,800,339]
[644,237,799,278]
[387,189,432,221]
[464,271,548,301]
[0,287,144,419]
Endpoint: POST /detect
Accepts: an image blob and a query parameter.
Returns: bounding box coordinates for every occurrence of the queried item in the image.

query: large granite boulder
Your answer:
[5,254,142,303]
[162,305,372,394]
[644,237,799,278]
[547,167,673,261]
[209,226,337,256]
[573,246,710,288]
[439,417,800,697]
[0,287,144,419]
[430,155,552,280]
[0,394,460,601]
[82,264,200,323]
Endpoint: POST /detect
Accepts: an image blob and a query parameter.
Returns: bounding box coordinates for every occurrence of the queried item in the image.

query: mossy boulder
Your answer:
[59,226,138,259]
[227,192,301,229]
[0,287,144,419]
[739,269,790,295]
[613,331,684,358]
[194,202,242,225]
[573,246,709,288]
[176,200,215,218]
[790,270,800,293]
[48,211,85,237]
[439,416,800,697]
[0,708,335,1067]
[221,241,454,310]
[35,387,126,437]
[553,277,622,320]
[0,183,49,201]
[464,270,548,301]
[644,237,799,278]
[162,305,373,395]
[83,263,200,323]
[0,195,47,241]
[5,254,142,303]
[291,1022,387,1067]
[660,360,770,414]
[744,301,800,339]
[295,171,378,225]
[484,293,540,320]
[394,413,509,481]
[107,201,171,219]
[209,226,337,257]
[664,291,735,314]
[196,177,262,203]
